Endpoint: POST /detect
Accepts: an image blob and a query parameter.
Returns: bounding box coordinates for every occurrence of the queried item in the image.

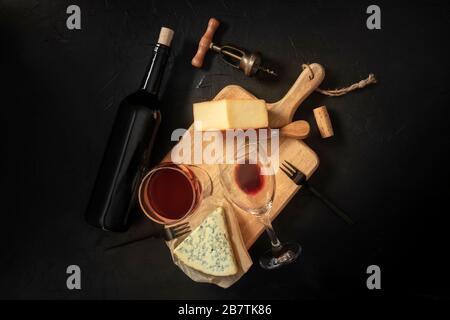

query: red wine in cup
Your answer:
[234,164,265,195]
[147,167,197,220]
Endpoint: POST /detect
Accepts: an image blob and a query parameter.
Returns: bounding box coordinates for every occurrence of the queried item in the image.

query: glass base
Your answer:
[259,242,302,270]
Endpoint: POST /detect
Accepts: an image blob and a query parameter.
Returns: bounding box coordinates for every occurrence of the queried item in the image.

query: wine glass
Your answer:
[218,142,301,269]
[138,162,212,225]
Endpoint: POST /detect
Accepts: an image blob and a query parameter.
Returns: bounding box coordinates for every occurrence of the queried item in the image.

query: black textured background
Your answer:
[1,0,450,300]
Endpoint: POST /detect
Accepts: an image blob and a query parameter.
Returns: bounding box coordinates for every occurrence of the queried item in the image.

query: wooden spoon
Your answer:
[266,120,310,140]
[280,120,310,139]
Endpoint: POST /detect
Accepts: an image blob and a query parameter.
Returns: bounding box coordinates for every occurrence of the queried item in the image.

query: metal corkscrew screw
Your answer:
[192,18,277,77]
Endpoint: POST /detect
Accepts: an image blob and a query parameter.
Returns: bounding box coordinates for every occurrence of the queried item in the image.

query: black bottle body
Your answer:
[86,43,169,232]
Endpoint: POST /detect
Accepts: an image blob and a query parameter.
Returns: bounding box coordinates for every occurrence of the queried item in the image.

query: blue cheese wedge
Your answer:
[173,207,238,276]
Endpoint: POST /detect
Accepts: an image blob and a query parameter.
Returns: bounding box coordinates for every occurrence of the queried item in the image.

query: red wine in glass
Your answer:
[234,164,265,195]
[219,142,301,270]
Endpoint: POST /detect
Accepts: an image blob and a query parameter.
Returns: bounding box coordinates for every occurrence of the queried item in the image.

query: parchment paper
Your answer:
[166,196,253,288]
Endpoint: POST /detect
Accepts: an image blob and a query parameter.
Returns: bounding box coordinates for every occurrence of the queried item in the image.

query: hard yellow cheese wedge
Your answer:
[173,207,238,276]
[193,99,268,131]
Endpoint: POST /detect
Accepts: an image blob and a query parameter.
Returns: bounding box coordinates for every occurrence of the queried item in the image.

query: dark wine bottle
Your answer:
[85,27,174,232]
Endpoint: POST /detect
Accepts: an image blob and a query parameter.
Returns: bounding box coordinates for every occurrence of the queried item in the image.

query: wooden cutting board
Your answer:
[162,63,324,249]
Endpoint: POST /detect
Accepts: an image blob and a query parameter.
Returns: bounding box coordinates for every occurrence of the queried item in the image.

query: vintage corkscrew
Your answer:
[191,18,277,77]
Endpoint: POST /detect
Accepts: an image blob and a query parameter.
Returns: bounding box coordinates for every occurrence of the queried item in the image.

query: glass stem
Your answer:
[260,215,282,251]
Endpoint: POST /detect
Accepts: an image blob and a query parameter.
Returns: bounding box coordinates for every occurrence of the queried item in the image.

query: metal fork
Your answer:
[280,160,354,225]
[105,222,191,251]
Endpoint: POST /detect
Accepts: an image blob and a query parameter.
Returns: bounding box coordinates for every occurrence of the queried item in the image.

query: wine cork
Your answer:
[313,106,334,138]
[158,27,174,47]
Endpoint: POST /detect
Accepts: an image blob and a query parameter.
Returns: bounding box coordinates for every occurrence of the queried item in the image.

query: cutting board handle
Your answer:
[267,63,325,128]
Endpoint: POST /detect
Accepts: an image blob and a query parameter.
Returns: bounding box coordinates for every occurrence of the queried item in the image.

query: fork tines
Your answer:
[166,222,191,240]
[280,160,306,185]
[280,160,296,178]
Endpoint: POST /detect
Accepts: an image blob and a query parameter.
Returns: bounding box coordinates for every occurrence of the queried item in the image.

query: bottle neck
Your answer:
[141,43,170,97]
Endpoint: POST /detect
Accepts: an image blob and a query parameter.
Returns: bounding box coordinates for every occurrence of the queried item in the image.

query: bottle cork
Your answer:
[313,106,334,138]
[158,27,174,47]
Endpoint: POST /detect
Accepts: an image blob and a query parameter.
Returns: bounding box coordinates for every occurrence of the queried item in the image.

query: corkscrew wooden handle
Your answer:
[191,18,220,68]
